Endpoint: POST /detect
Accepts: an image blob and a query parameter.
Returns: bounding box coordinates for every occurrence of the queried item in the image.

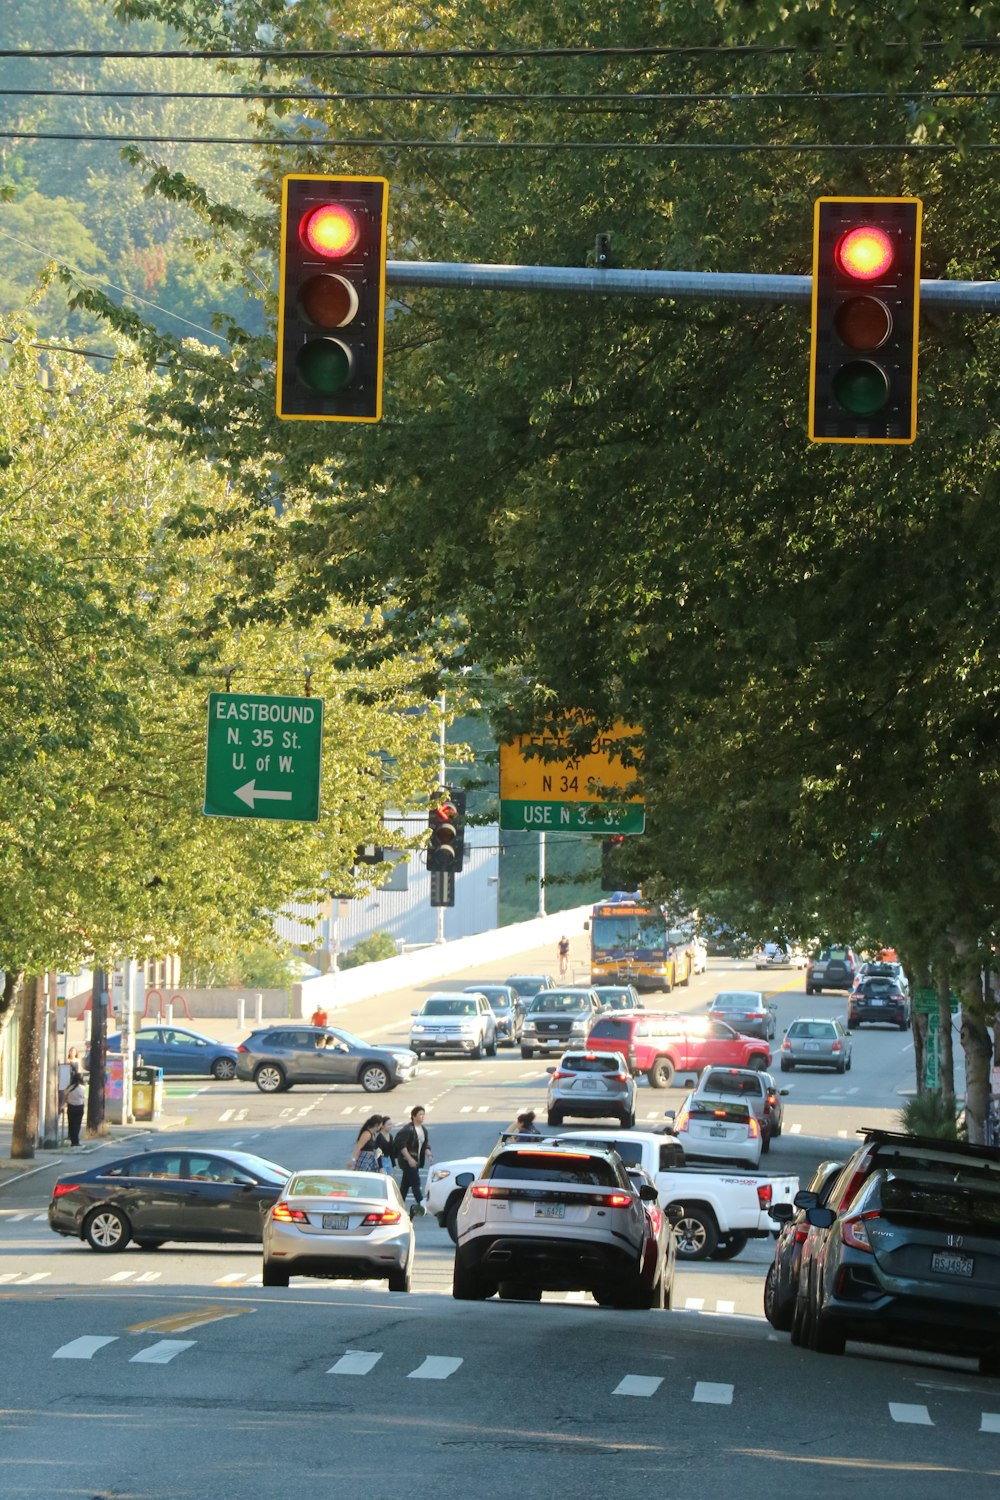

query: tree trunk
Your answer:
[912,1009,928,1095]
[10,976,43,1159]
[0,968,23,1037]
[959,976,994,1144]
[936,972,955,1110]
[86,966,108,1135]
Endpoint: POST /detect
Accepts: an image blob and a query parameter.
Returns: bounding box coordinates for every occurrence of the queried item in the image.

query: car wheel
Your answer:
[748,1054,768,1072]
[360,1063,390,1093]
[84,1207,131,1253]
[790,1284,811,1347]
[254,1063,286,1094]
[805,985,814,995]
[135,1240,164,1251]
[470,1037,484,1061]
[712,1232,750,1261]
[486,1035,497,1057]
[620,1111,636,1130]
[444,1194,463,1245]
[520,1047,534,1060]
[761,1131,771,1154]
[672,1207,719,1261]
[211,1057,237,1081]
[836,1058,847,1073]
[546,1110,563,1128]
[262,1261,289,1288]
[814,986,823,994]
[764,1263,781,1328]
[898,1017,909,1031]
[453,1255,493,1301]
[780,1059,793,1072]
[388,1264,412,1293]
[647,1057,675,1089]
[812,1309,846,1355]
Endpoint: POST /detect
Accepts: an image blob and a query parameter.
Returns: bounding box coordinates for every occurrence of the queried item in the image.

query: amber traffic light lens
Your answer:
[299,273,360,328]
[835,296,892,350]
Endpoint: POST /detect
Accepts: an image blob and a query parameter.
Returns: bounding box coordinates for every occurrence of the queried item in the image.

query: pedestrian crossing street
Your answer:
[35,1332,1000,1429]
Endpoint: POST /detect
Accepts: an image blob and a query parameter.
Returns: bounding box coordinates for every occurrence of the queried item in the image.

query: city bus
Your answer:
[585,897,692,993]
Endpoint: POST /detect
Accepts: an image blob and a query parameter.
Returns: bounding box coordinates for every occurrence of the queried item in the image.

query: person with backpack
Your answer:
[394,1105,433,1216]
[64,1047,87,1147]
[349,1114,384,1172]
[374,1116,395,1174]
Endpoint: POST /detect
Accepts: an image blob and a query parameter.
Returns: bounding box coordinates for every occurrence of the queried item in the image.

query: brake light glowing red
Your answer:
[766,1093,777,1105]
[549,1071,571,1081]
[361,1208,402,1225]
[52,1183,79,1199]
[271,1202,308,1223]
[604,1192,633,1208]
[237,1044,248,1053]
[780,1038,792,1051]
[470,1183,511,1199]
[748,1118,760,1138]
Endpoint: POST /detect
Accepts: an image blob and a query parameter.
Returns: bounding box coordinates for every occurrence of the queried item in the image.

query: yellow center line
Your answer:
[126,1303,257,1334]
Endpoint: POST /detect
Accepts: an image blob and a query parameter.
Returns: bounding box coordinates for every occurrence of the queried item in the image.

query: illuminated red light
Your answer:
[835,225,894,281]
[300,203,360,259]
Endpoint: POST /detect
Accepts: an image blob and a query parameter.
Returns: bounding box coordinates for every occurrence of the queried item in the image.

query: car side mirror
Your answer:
[234,1177,257,1188]
[805,1206,837,1229]
[779,1088,790,1096]
[545,1067,556,1075]
[768,1202,794,1223]
[666,1204,685,1226]
[410,1010,418,1016]
[793,1189,818,1210]
[663,1110,676,1121]
[455,1173,475,1189]
[639,1183,658,1203]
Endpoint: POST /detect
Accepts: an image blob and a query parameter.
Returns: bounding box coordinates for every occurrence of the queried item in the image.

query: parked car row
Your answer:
[764,1129,1000,1376]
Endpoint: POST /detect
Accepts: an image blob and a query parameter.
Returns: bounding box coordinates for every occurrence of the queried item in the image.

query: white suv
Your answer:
[452,1140,660,1307]
[409,992,497,1059]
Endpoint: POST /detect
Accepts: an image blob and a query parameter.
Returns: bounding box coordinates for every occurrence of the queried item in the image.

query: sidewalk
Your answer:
[0,1121,153,1192]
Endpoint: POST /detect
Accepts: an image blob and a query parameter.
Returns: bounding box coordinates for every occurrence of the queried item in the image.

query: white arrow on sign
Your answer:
[234,780,294,810]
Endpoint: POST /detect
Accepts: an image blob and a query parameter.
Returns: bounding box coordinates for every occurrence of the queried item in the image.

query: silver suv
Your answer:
[409,992,497,1059]
[452,1141,660,1307]
[545,1050,636,1129]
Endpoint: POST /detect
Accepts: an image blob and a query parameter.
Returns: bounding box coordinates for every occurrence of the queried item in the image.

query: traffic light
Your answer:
[809,196,922,445]
[601,834,626,892]
[276,174,388,422]
[427,789,466,872]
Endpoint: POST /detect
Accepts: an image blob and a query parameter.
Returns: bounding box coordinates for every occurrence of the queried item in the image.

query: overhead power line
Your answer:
[0,129,992,152]
[2,86,999,104]
[0,41,997,60]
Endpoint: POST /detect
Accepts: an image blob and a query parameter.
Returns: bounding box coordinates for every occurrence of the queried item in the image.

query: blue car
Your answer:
[101,1025,241,1080]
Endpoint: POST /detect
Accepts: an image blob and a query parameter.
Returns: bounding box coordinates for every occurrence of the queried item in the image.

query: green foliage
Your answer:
[339,931,399,969]
[182,944,296,990]
[897,1094,962,1141]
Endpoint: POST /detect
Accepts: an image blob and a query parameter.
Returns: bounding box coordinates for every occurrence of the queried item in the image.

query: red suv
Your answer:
[586,1013,771,1088]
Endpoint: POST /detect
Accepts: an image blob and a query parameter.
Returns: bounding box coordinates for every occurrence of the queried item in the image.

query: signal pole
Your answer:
[436,692,446,944]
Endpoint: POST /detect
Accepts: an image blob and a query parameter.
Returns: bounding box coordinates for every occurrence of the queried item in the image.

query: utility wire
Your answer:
[0,129,990,151]
[2,85,999,103]
[0,41,997,59]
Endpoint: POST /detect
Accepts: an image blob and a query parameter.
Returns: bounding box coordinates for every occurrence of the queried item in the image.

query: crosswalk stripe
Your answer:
[18,1272,51,1284]
[407,1356,463,1380]
[693,1382,733,1405]
[219,1109,234,1122]
[981,1413,1000,1433]
[614,1375,663,1398]
[130,1339,196,1365]
[9,1211,32,1222]
[214,1273,246,1284]
[789,1123,802,1134]
[105,1271,137,1282]
[341,1106,356,1114]
[329,1350,383,1376]
[684,1297,705,1311]
[53,1336,118,1360]
[459,1106,473,1113]
[564,1291,587,1303]
[889,1403,933,1425]
[0,1273,21,1283]
[33,1213,48,1222]
[134,1271,162,1283]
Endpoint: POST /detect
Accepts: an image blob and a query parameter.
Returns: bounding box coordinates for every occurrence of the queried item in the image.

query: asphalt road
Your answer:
[0,950,988,1495]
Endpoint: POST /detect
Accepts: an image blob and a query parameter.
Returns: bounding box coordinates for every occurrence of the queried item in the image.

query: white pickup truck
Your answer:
[426,1128,799,1261]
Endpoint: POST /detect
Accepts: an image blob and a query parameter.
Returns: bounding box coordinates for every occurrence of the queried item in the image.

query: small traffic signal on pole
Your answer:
[809,196,922,445]
[276,174,388,423]
[428,793,457,872]
[601,834,626,892]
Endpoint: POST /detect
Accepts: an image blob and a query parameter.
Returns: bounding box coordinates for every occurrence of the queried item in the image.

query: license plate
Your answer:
[872,999,885,1007]
[931,1250,974,1278]
[577,1079,600,1091]
[804,1042,820,1052]
[709,1125,727,1137]
[322,1213,350,1230]
[534,1202,565,1219]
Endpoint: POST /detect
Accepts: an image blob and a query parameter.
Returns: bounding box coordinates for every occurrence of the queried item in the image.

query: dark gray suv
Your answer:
[235,1025,419,1094]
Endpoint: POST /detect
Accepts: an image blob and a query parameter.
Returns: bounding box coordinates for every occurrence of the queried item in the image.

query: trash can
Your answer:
[132,1064,164,1121]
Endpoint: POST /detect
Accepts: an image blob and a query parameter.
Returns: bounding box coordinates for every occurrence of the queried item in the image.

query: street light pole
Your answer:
[537,831,547,918]
[436,691,447,944]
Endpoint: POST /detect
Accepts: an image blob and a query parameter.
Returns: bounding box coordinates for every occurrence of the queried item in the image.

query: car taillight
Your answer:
[603,1192,633,1208]
[757,1182,773,1207]
[237,1044,248,1053]
[748,1118,760,1138]
[52,1183,79,1199]
[745,1012,760,1019]
[609,1073,628,1083]
[648,1206,663,1235]
[831,1040,842,1052]
[271,1203,308,1223]
[550,1071,571,1081]
[470,1184,510,1200]
[674,1110,689,1132]
[766,1093,777,1105]
[841,1211,878,1252]
[793,1223,809,1244]
[780,1038,791,1051]
[361,1208,402,1225]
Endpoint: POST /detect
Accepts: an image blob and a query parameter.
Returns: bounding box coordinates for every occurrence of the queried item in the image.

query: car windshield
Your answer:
[486,1151,620,1186]
[588,1018,635,1039]
[789,1022,836,1038]
[529,993,589,1013]
[327,1028,369,1049]
[560,1055,623,1073]
[592,912,667,949]
[713,992,762,1010]
[289,1173,388,1199]
[422,999,478,1016]
[701,1072,763,1097]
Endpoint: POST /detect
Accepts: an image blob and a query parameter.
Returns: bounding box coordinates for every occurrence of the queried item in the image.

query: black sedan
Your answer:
[764,1158,845,1330]
[48,1148,290,1252]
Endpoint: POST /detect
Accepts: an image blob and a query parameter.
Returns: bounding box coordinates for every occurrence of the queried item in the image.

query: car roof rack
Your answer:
[858,1127,1000,1160]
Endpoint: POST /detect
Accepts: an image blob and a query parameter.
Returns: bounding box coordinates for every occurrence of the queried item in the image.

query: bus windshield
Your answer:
[592,910,667,951]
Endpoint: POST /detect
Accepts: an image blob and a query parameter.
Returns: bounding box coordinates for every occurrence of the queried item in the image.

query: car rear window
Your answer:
[878,1176,1000,1232]
[289,1173,387,1199]
[588,1018,635,1040]
[701,1072,763,1097]
[554,1136,643,1168]
[861,978,897,994]
[789,1021,836,1038]
[561,1055,623,1073]
[821,947,850,960]
[713,992,762,1010]
[486,1151,620,1187]
[688,1102,752,1123]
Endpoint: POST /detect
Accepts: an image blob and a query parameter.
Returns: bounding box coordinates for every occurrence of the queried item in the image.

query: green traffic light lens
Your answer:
[296,337,355,394]
[832,360,890,416]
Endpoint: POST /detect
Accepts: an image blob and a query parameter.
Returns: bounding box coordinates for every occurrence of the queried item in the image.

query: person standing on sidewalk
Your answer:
[395,1105,433,1216]
[310,1003,329,1027]
[64,1048,87,1147]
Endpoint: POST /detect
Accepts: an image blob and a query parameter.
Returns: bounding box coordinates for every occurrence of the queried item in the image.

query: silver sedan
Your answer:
[262,1169,415,1290]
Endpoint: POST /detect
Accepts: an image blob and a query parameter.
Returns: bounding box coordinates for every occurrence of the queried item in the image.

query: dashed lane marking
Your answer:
[33,1213,48,1222]
[476,1106,489,1113]
[693,1382,733,1405]
[684,1297,705,1311]
[16,1272,50,1284]
[53,1336,118,1360]
[407,1356,463,1381]
[716,1299,736,1315]
[329,1350,383,1376]
[614,1375,664,1398]
[105,1271,138,1282]
[219,1110,234,1122]
[789,1123,802,1134]
[459,1106,473,1114]
[981,1414,1000,1434]
[130,1339,195,1365]
[890,1403,934,1425]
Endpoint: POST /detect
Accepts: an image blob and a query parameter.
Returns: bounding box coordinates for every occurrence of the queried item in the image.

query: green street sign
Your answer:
[911,988,960,1015]
[203,692,324,822]
[499,799,645,834]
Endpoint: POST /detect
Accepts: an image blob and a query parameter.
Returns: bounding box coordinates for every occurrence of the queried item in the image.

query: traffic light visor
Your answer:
[301,203,361,258]
[835,226,894,281]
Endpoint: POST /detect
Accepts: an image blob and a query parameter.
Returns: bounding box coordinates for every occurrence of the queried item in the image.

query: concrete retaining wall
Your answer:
[140,987,292,1023]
